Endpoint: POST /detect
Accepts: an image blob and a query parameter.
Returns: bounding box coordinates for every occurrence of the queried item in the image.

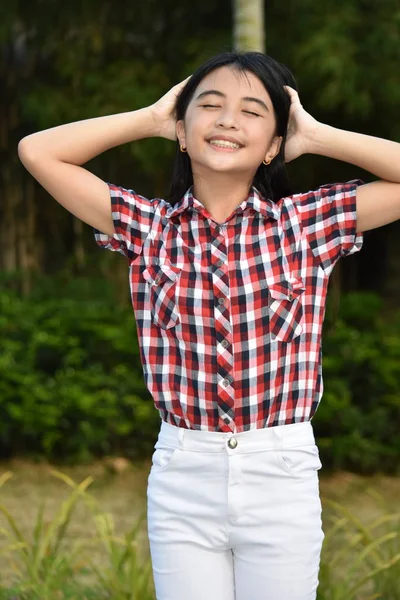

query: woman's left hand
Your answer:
[283,86,321,163]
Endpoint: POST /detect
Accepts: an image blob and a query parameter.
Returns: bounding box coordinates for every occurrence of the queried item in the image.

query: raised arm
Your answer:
[283,85,400,233]
[17,76,190,236]
[307,124,400,232]
[17,108,161,236]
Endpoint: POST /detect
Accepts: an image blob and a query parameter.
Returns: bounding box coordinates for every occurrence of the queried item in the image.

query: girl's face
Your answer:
[176,66,282,176]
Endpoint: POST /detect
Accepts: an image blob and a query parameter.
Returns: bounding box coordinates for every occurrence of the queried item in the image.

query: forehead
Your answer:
[194,66,270,101]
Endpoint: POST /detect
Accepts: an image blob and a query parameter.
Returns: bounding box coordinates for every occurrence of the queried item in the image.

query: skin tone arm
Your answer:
[284,86,400,232]
[17,78,190,236]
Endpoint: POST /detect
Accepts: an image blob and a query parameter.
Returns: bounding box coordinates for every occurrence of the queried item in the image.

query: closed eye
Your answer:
[200,104,261,117]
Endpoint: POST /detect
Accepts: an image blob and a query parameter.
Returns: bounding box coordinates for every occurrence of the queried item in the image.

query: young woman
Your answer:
[18,51,400,600]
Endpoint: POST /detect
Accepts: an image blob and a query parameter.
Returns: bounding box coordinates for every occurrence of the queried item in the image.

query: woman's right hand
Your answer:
[150,76,192,141]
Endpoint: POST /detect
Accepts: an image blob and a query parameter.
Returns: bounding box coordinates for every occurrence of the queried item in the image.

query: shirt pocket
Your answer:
[268,277,305,343]
[142,262,181,330]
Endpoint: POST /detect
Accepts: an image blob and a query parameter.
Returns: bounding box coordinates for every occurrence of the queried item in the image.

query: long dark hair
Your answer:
[166,51,298,205]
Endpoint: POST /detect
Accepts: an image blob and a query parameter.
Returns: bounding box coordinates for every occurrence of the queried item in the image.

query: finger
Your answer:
[176,75,192,89]
[283,85,298,97]
[283,85,302,107]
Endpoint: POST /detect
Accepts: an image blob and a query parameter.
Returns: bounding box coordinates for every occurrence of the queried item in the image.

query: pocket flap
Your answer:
[269,277,305,301]
[143,263,181,286]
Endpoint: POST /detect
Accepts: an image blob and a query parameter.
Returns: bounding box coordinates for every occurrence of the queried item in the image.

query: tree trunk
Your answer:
[233,0,265,52]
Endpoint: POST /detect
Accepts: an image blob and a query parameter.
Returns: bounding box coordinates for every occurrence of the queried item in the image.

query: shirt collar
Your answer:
[166,186,281,221]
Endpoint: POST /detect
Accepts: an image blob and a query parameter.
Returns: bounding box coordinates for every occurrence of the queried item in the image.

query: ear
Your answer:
[264,135,283,162]
[176,119,186,147]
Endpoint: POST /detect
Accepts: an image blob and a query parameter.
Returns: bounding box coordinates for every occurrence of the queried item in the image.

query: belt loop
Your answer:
[178,426,185,448]
[275,425,284,451]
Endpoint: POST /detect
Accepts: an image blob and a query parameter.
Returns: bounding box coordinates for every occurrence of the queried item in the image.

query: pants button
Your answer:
[228,438,238,449]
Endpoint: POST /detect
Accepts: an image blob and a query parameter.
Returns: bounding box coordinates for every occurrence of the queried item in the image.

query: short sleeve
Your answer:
[93,183,156,261]
[293,179,364,275]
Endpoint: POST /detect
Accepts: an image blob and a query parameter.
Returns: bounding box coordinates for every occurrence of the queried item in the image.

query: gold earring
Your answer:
[263,158,271,166]
[180,145,187,153]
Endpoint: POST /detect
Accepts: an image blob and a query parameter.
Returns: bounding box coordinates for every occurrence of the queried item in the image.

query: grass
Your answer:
[0,458,399,599]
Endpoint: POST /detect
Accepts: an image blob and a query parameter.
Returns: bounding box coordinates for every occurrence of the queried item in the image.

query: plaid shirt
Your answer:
[94,179,363,433]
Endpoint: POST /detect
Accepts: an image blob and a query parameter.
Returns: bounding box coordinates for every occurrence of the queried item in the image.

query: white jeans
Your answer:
[147,420,324,600]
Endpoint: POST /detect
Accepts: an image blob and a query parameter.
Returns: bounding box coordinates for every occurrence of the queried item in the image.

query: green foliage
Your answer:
[0,472,399,599]
[1,274,399,473]
[268,0,400,138]
[85,508,153,599]
[316,292,400,474]
[3,0,400,302]
[0,470,154,599]
[15,0,232,181]
[318,488,400,599]
[0,471,94,598]
[0,274,159,464]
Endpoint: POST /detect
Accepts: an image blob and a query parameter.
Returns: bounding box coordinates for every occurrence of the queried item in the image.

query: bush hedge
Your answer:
[0,272,159,464]
[1,272,399,473]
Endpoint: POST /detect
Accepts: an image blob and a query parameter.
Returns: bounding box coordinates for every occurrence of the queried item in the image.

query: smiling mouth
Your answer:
[207,140,243,151]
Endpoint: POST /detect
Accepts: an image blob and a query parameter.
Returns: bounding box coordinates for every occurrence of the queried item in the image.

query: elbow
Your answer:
[18,136,31,160]
[18,136,40,165]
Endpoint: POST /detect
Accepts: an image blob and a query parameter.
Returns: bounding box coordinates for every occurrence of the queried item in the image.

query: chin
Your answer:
[198,157,245,173]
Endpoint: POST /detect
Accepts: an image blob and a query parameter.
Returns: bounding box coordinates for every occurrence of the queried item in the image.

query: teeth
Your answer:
[209,140,241,149]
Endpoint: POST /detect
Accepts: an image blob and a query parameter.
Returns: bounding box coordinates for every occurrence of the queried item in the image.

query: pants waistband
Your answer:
[155,420,316,454]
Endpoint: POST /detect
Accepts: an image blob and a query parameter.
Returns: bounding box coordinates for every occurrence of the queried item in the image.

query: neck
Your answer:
[192,170,253,224]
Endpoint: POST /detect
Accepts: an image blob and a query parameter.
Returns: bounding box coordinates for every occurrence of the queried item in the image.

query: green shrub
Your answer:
[0,273,159,464]
[316,292,400,474]
[1,273,399,473]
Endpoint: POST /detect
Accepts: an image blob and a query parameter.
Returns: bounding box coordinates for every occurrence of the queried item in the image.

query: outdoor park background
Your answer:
[0,0,399,598]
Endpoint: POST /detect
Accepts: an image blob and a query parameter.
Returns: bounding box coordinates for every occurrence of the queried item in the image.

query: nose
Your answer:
[215,109,239,129]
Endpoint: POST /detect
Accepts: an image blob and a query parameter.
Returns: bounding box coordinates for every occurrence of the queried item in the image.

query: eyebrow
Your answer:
[195,89,270,112]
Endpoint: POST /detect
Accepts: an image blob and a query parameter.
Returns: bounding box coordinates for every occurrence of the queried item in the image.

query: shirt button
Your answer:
[217,259,224,267]
[223,378,231,386]
[288,292,293,301]
[228,438,238,449]
[215,226,221,234]
[221,339,229,348]
[154,275,162,285]
[218,297,225,305]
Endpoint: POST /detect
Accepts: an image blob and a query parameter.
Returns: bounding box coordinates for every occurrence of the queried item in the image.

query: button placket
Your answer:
[211,225,234,427]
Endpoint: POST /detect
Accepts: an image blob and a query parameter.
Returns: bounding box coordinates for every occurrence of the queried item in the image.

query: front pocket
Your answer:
[276,445,322,479]
[151,446,181,471]
[268,277,305,342]
[143,263,181,329]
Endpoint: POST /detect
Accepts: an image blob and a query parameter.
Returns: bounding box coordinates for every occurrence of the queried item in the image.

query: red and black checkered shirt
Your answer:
[94,180,363,433]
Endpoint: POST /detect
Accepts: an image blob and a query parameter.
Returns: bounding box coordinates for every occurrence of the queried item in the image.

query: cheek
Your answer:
[246,131,269,157]
[251,121,272,140]
[252,125,277,153]
[186,119,211,150]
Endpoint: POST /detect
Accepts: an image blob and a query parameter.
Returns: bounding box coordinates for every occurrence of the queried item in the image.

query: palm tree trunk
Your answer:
[233,0,265,52]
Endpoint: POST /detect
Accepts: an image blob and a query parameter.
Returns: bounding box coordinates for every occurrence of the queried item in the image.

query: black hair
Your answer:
[166,51,298,206]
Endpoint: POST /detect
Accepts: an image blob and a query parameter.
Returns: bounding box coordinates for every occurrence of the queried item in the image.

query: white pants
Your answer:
[147,419,324,600]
